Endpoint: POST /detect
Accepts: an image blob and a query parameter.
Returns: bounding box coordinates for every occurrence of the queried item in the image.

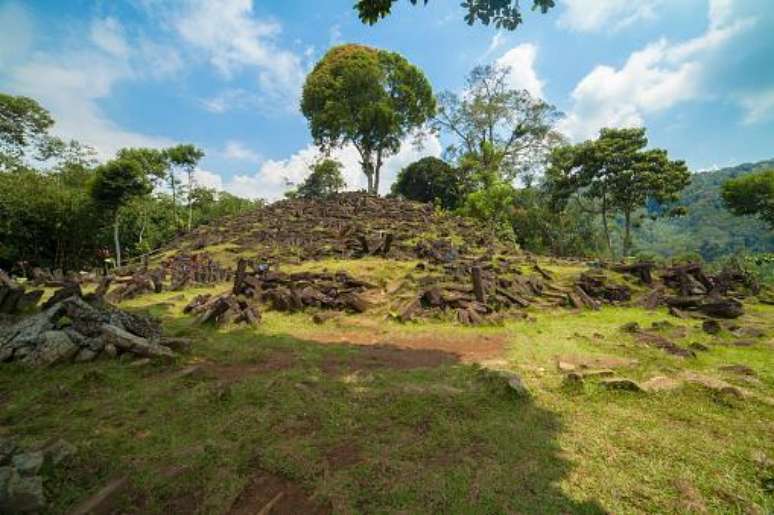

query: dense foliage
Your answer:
[390,157,468,209]
[355,0,555,30]
[301,44,435,195]
[722,169,774,229]
[633,160,774,261]
[0,93,261,272]
[287,159,347,199]
[547,128,689,257]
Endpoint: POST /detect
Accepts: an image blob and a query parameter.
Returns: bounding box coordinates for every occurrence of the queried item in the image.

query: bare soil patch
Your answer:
[310,330,507,365]
[321,343,458,375]
[228,468,331,515]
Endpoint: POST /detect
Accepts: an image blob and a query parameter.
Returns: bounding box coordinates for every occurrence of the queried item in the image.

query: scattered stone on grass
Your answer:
[599,378,643,392]
[681,371,748,399]
[702,320,722,335]
[718,364,757,376]
[0,437,75,513]
[641,376,683,393]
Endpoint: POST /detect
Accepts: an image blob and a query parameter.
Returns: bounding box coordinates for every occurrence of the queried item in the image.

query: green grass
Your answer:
[1,284,772,513]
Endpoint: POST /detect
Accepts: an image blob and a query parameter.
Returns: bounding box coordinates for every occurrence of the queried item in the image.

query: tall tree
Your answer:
[355,0,554,30]
[91,158,152,268]
[301,44,435,195]
[722,169,774,229]
[547,128,689,257]
[0,93,58,170]
[435,64,561,183]
[165,144,204,231]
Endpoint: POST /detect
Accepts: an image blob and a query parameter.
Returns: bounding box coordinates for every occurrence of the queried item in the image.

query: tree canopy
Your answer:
[355,0,555,30]
[391,156,467,210]
[301,44,435,195]
[547,128,689,257]
[722,169,774,229]
[291,159,347,199]
[435,64,561,184]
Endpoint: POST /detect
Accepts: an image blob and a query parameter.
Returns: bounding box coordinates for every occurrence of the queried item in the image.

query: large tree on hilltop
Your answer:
[435,64,561,184]
[301,44,435,195]
[547,127,689,257]
[356,0,555,30]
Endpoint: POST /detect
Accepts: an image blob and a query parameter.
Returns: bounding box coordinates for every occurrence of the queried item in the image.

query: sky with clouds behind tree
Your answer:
[1,0,772,200]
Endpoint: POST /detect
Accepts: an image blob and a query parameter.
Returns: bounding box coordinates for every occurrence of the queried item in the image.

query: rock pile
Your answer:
[164,252,231,290]
[170,192,497,263]
[0,437,76,513]
[233,259,374,313]
[398,264,539,324]
[0,271,43,315]
[614,262,751,319]
[184,293,260,327]
[0,289,182,366]
[105,252,231,303]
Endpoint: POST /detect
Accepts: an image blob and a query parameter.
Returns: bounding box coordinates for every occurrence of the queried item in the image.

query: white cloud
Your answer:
[496,43,544,98]
[202,134,442,201]
[558,1,755,140]
[193,169,224,190]
[0,2,33,66]
[4,12,174,159]
[223,141,262,163]
[90,17,130,59]
[558,0,663,33]
[173,0,305,103]
[737,89,774,125]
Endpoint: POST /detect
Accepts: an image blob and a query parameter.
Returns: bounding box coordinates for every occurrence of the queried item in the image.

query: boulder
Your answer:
[702,320,722,335]
[25,331,79,367]
[0,469,45,513]
[599,378,643,392]
[101,325,175,359]
[11,452,43,477]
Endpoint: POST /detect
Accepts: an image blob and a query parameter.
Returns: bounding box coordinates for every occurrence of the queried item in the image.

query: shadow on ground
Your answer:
[0,319,607,514]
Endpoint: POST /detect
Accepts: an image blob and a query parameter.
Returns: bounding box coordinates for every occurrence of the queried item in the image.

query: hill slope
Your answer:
[634,158,774,260]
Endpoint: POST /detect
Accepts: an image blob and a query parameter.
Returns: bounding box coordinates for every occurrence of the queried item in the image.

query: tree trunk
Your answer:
[373,149,383,196]
[600,198,613,258]
[113,212,122,269]
[170,172,179,231]
[623,210,632,257]
[187,169,194,231]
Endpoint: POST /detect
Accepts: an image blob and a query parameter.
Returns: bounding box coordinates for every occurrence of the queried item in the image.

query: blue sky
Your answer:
[1,0,772,199]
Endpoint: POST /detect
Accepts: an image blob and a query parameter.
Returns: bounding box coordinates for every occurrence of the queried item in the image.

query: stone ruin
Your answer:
[0,287,188,367]
[183,258,376,327]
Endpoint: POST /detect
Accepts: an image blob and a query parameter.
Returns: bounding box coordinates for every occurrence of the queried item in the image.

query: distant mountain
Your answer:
[633,158,774,261]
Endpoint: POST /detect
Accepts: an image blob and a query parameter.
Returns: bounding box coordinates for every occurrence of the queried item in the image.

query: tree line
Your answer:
[0,93,261,272]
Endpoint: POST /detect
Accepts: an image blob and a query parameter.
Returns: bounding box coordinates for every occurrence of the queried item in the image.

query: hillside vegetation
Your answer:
[634,159,774,260]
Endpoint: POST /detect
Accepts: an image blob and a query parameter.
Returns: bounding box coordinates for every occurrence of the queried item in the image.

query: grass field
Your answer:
[1,274,773,513]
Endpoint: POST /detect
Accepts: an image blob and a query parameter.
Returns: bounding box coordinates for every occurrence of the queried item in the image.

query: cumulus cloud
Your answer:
[201,134,442,201]
[172,0,305,104]
[558,0,755,140]
[558,0,663,33]
[5,14,174,159]
[223,141,262,163]
[496,43,544,98]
